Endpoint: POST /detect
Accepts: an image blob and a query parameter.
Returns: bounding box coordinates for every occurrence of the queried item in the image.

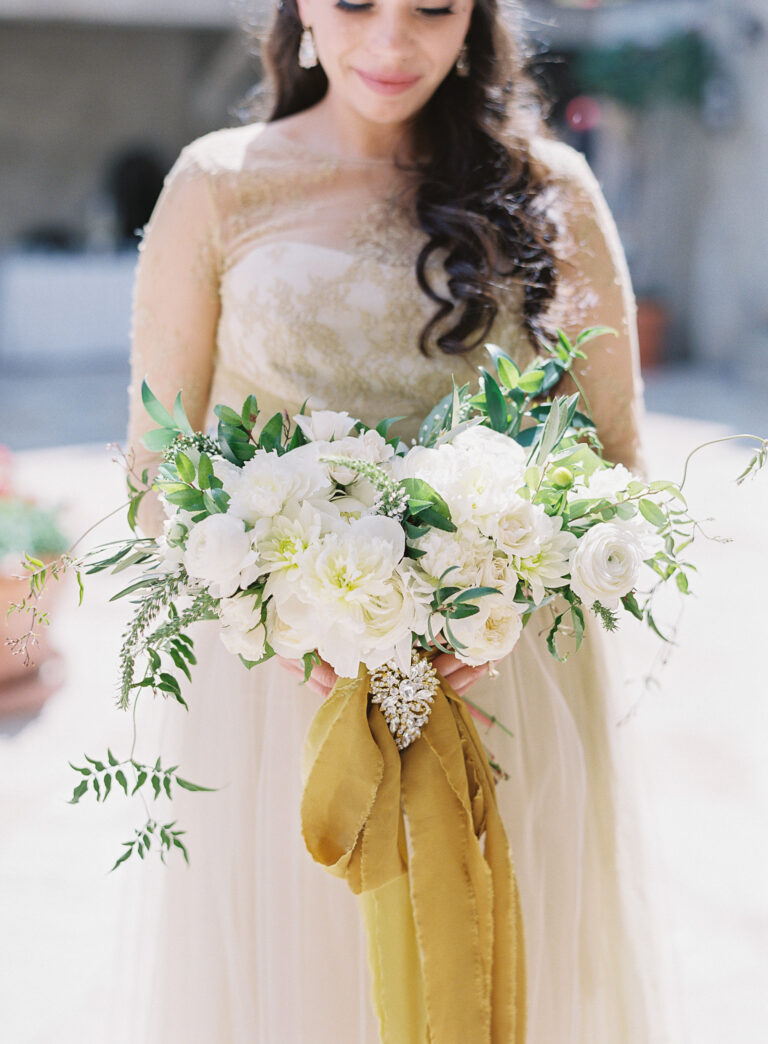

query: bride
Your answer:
[123,0,663,1040]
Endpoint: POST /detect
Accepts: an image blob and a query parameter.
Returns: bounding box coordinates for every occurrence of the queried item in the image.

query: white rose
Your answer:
[219,593,267,661]
[316,428,394,486]
[183,513,256,598]
[569,521,645,610]
[451,424,527,471]
[293,409,357,443]
[449,594,524,667]
[482,496,548,559]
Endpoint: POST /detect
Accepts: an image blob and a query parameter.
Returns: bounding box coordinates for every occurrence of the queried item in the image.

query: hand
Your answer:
[429,653,489,697]
[276,651,490,701]
[276,655,338,699]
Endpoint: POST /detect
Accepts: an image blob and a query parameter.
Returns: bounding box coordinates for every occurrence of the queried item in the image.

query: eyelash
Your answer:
[334,2,455,15]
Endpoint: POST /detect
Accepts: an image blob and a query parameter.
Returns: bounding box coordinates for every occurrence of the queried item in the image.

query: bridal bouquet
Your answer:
[12,328,762,870]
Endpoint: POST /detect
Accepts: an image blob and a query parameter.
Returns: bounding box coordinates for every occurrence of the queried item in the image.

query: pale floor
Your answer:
[0,372,766,1043]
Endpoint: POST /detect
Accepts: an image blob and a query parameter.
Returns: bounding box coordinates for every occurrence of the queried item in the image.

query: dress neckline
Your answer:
[264,122,401,168]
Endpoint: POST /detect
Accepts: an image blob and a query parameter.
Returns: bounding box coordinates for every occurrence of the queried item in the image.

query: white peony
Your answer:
[582,463,636,500]
[183,513,258,598]
[413,523,491,588]
[219,593,267,661]
[451,424,527,472]
[265,597,313,660]
[271,515,409,678]
[227,449,329,524]
[569,521,645,610]
[293,409,357,443]
[212,457,244,494]
[449,594,524,667]
[513,514,578,605]
[254,501,324,576]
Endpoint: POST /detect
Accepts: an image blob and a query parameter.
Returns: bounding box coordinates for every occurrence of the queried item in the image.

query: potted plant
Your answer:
[0,446,68,714]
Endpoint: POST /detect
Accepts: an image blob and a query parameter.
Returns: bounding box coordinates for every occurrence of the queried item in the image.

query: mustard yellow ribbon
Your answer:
[301,666,526,1044]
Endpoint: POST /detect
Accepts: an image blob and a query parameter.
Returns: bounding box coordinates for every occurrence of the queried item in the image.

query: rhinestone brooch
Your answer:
[369,650,440,751]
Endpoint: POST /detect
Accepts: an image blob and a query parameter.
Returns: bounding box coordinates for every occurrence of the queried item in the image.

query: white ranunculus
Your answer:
[513,514,578,605]
[183,513,257,598]
[569,521,645,610]
[449,594,524,667]
[219,593,267,660]
[482,496,549,559]
[293,409,357,443]
[227,449,329,524]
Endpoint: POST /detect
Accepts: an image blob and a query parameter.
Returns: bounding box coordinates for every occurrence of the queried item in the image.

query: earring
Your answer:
[455,43,470,78]
[298,26,318,69]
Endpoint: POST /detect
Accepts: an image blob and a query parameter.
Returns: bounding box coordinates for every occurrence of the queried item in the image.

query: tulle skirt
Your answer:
[117,615,665,1043]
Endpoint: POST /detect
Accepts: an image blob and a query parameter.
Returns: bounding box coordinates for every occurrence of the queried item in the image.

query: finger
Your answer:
[431,652,461,676]
[449,664,489,695]
[310,661,338,689]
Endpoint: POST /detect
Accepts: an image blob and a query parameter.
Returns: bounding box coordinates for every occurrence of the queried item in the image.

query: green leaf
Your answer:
[103,773,112,800]
[174,452,195,484]
[163,775,173,800]
[401,478,451,519]
[621,591,644,621]
[175,777,217,793]
[497,355,520,391]
[115,769,129,796]
[198,452,214,490]
[416,506,456,533]
[259,412,284,452]
[214,404,245,428]
[517,370,545,395]
[141,428,176,453]
[241,395,259,430]
[676,571,690,594]
[69,762,91,776]
[141,381,176,429]
[164,487,206,512]
[172,836,190,865]
[575,325,617,348]
[638,498,668,529]
[482,370,508,432]
[85,755,106,772]
[615,501,638,520]
[68,780,89,804]
[151,774,162,801]
[109,845,135,873]
[449,586,499,604]
[172,391,194,434]
[132,771,147,795]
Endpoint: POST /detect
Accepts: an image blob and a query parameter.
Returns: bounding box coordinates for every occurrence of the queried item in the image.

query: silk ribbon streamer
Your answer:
[301,665,526,1044]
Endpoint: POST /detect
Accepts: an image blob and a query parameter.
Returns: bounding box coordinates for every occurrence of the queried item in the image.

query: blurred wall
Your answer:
[0,21,243,247]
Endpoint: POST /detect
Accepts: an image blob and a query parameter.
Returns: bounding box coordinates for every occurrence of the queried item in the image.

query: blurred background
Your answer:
[0,2,766,1043]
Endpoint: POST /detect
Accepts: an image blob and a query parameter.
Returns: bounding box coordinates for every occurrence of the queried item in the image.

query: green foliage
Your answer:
[0,498,68,559]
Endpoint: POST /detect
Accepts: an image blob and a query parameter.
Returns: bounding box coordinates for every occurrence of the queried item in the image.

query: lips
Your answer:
[354,69,421,96]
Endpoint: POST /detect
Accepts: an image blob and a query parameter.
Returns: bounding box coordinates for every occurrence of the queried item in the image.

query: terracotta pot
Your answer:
[636,298,669,371]
[0,569,56,693]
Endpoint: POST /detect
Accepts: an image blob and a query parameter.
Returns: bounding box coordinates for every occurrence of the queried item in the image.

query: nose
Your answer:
[369,9,415,58]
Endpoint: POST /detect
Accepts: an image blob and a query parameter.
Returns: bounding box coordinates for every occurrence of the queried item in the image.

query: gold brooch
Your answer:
[369,650,440,751]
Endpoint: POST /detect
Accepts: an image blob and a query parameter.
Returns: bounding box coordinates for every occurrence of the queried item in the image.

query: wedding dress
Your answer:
[119,121,663,1043]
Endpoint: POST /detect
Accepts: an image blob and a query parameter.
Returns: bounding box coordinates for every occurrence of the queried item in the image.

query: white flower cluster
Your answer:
[165,409,664,677]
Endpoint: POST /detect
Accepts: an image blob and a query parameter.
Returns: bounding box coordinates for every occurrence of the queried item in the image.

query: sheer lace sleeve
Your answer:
[535,139,645,472]
[126,145,221,536]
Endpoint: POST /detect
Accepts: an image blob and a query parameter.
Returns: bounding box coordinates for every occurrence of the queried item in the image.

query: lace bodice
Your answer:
[128,122,644,534]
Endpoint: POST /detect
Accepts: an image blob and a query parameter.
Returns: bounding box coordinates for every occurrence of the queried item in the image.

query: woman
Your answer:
[123,0,659,1040]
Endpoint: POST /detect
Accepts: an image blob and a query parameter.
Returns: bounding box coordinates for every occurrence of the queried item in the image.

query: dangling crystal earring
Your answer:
[298,26,318,69]
[455,43,470,78]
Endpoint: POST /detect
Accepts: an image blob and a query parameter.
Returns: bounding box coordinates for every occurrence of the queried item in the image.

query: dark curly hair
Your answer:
[258,0,558,357]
